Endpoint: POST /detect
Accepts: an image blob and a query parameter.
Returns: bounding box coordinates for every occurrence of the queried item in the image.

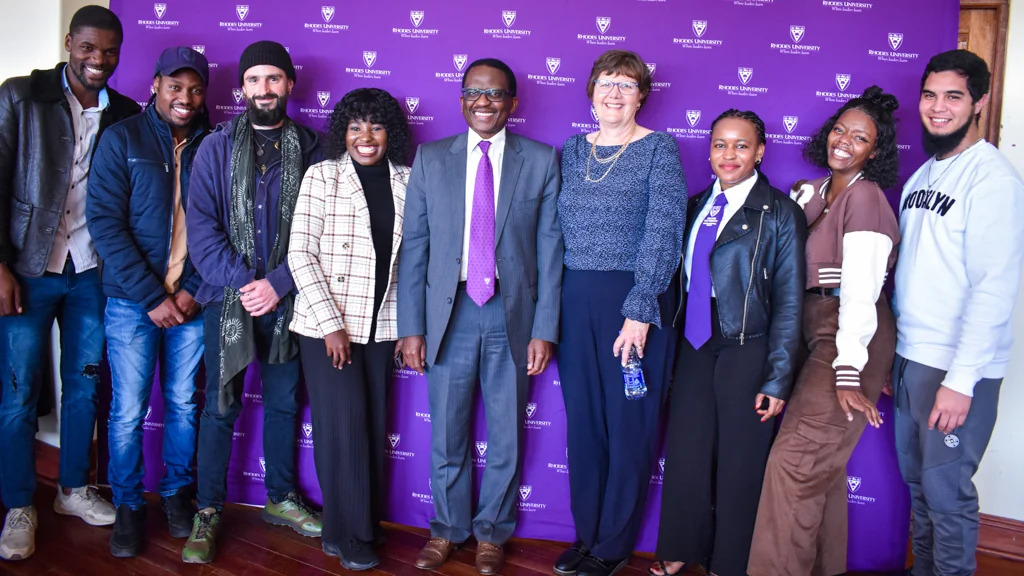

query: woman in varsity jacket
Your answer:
[747,86,901,576]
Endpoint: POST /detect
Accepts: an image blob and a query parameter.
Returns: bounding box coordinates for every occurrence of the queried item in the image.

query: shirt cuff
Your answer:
[266,266,294,299]
[835,365,861,389]
[940,369,977,398]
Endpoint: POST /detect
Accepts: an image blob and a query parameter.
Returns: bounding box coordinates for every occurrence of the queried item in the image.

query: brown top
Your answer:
[164,138,189,293]
[798,176,900,290]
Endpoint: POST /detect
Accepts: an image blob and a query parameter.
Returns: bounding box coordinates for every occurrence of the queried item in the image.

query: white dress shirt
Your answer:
[47,65,108,274]
[460,128,506,281]
[684,173,757,294]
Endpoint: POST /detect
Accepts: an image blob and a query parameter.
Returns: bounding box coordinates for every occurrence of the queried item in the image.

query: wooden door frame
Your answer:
[960,0,1009,144]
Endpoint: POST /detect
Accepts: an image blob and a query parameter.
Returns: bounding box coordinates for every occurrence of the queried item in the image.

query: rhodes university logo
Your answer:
[847,476,862,493]
[154,3,167,18]
[236,4,249,20]
[302,422,313,439]
[646,63,656,76]
[388,433,400,448]
[410,11,424,27]
[596,16,611,34]
[475,441,488,457]
[258,456,266,473]
[454,54,469,72]
[525,402,538,419]
[363,51,377,68]
[738,67,754,85]
[783,116,799,133]
[321,5,335,23]
[687,109,702,127]
[546,58,561,75]
[317,90,331,108]
[888,32,903,50]
[503,10,516,28]
[406,97,420,114]
[790,25,805,43]
[836,73,851,91]
[518,485,532,501]
[232,88,244,104]
[692,20,707,37]
[192,45,205,55]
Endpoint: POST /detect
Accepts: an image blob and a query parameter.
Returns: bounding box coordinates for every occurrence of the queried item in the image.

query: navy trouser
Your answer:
[196,301,300,511]
[558,270,676,560]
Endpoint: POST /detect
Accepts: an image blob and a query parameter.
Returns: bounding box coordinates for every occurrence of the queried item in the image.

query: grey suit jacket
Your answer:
[397,130,563,366]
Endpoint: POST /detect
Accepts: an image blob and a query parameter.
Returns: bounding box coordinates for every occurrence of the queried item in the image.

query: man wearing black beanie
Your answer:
[182,40,324,565]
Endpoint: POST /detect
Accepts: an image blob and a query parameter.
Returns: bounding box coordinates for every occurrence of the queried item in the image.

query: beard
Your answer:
[247,93,289,127]
[71,61,109,91]
[922,115,973,158]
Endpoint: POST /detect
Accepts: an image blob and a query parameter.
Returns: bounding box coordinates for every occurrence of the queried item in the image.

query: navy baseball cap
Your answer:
[154,46,210,86]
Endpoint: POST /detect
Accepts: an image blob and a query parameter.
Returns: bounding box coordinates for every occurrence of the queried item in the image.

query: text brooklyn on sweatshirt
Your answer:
[893,140,1024,396]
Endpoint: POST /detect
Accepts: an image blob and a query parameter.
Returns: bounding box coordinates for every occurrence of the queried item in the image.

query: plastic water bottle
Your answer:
[623,346,647,400]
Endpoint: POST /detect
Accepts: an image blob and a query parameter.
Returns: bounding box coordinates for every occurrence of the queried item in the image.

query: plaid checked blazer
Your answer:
[287,154,410,342]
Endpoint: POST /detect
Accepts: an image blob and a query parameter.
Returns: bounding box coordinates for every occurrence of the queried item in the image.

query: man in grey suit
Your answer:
[398,58,563,575]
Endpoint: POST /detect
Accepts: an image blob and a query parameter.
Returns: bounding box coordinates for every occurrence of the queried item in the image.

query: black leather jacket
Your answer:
[0,63,141,277]
[673,174,807,400]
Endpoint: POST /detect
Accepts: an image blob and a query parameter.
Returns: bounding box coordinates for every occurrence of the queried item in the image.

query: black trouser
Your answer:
[299,334,393,547]
[656,301,773,576]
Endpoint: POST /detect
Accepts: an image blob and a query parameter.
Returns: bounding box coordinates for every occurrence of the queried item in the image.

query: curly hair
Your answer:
[710,109,766,145]
[323,88,412,167]
[803,85,900,189]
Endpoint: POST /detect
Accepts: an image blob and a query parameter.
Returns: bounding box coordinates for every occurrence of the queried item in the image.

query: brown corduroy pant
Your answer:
[747,293,895,576]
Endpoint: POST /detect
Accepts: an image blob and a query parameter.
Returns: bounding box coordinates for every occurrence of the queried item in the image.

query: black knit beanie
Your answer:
[237,40,296,85]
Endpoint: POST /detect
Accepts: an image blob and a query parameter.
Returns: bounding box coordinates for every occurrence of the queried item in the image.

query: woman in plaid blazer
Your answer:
[287,88,412,571]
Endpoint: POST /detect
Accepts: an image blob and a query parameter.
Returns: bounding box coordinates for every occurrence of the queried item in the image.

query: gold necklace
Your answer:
[585,124,637,183]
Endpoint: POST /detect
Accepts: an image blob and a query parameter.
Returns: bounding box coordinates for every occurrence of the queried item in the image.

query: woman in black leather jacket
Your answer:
[650,110,806,576]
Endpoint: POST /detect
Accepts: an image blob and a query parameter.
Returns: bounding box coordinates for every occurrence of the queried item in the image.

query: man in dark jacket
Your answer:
[86,46,212,559]
[181,40,325,565]
[0,5,140,561]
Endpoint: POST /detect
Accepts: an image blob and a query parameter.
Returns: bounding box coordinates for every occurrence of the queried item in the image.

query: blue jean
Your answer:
[105,297,204,509]
[196,301,300,511]
[0,263,105,508]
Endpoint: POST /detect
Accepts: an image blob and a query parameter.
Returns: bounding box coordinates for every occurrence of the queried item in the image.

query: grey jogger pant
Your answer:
[893,354,1001,576]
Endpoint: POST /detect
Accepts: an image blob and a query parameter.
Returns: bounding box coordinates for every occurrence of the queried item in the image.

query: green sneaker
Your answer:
[181,508,219,564]
[262,492,322,537]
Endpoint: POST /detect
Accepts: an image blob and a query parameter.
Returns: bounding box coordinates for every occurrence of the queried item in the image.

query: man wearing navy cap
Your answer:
[86,45,211,558]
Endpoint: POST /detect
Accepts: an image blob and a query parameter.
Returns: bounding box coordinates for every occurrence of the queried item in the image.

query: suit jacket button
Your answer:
[742,224,749,230]
[343,242,350,249]
[763,205,769,210]
[337,276,345,282]
[446,297,452,304]
[456,257,461,264]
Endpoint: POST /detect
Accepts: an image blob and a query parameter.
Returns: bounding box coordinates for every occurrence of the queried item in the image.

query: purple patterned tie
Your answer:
[685,193,729,349]
[467,140,496,306]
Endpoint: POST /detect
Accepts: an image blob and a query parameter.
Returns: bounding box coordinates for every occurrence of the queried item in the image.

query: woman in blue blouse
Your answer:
[553,49,687,576]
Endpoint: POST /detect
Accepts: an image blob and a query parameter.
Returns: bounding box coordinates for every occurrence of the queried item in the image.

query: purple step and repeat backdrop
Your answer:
[105,0,959,570]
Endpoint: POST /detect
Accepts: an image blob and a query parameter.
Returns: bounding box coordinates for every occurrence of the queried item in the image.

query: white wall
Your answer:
[976,0,1024,522]
[0,0,61,82]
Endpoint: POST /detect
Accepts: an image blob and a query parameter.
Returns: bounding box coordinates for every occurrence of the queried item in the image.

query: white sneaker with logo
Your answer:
[0,507,37,560]
[53,485,116,526]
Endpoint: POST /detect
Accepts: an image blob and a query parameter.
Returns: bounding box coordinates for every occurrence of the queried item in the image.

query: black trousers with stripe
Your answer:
[299,334,394,547]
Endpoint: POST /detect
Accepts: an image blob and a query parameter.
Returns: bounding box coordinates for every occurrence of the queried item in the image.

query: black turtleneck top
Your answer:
[352,159,395,340]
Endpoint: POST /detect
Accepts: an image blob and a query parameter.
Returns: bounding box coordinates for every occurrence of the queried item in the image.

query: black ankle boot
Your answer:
[110,504,146,558]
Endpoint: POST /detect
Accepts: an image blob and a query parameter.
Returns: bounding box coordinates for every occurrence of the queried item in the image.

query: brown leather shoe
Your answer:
[476,541,505,575]
[416,538,458,570]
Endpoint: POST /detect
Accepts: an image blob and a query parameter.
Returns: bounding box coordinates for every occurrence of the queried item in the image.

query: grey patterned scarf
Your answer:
[217,111,302,412]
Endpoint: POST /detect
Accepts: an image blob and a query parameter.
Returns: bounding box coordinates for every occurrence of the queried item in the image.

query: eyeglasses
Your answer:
[593,79,639,95]
[461,88,511,102]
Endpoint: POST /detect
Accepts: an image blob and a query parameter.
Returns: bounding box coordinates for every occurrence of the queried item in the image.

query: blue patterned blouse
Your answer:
[558,131,688,327]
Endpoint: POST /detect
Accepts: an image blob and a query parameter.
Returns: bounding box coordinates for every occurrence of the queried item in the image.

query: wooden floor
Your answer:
[3,452,1021,576]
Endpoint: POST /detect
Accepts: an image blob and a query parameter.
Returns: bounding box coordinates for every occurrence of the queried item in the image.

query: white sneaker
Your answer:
[0,507,37,561]
[53,485,116,526]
